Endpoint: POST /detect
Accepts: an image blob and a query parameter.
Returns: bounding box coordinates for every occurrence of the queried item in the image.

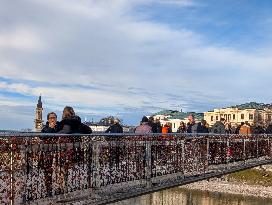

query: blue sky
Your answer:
[0,0,272,130]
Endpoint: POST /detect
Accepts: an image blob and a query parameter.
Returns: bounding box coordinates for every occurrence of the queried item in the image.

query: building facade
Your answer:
[34,95,43,132]
[204,107,272,126]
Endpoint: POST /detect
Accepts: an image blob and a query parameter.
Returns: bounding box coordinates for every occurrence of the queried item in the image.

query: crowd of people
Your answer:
[41,108,272,135]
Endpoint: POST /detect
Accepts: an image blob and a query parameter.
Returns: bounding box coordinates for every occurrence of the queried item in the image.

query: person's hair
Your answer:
[62,106,75,119]
[113,118,119,124]
[141,116,149,123]
[188,114,195,119]
[47,112,57,120]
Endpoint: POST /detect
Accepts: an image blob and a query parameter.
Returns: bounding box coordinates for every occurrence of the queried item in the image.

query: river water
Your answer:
[110,188,272,205]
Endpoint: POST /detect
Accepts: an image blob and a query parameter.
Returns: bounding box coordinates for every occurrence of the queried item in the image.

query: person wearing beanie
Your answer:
[135,116,152,134]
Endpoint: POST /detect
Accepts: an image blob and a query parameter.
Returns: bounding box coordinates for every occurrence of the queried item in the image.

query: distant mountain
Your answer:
[231,102,272,110]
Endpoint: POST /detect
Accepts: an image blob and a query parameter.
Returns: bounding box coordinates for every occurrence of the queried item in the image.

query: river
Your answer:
[110,188,272,205]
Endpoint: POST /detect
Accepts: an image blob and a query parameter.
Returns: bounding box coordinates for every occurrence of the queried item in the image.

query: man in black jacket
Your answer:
[105,118,123,169]
[42,112,61,133]
[41,112,60,196]
[105,118,123,133]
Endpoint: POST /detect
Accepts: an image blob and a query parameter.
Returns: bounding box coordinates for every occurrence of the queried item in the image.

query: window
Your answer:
[249,114,254,120]
[211,116,214,121]
[233,114,235,120]
[228,114,231,121]
[241,114,244,120]
[268,115,271,121]
[216,116,219,121]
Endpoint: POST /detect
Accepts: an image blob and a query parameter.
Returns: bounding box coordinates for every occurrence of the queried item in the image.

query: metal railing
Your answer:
[0,133,271,204]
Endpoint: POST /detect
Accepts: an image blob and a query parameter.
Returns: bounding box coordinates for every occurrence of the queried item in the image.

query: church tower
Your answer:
[34,95,43,131]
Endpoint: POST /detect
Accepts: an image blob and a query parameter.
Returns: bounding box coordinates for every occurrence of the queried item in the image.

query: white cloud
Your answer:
[0,28,45,51]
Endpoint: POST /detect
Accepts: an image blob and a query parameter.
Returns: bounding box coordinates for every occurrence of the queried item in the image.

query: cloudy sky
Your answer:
[1,0,272,130]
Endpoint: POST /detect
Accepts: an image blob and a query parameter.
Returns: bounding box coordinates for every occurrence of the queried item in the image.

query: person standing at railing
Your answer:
[252,123,265,134]
[58,106,92,134]
[266,123,272,134]
[135,116,152,133]
[155,118,162,133]
[40,112,61,197]
[149,117,162,133]
[177,121,187,133]
[210,118,226,134]
[239,121,252,135]
[105,118,123,169]
[162,123,172,134]
[56,106,92,194]
[105,118,123,133]
[199,120,209,133]
[42,112,61,133]
[187,114,201,133]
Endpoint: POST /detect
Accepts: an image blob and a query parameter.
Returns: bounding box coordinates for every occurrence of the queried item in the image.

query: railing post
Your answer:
[268,136,271,158]
[182,138,185,178]
[226,137,230,164]
[145,138,152,188]
[243,137,246,162]
[10,138,14,205]
[206,137,210,170]
[256,137,259,158]
[92,140,101,189]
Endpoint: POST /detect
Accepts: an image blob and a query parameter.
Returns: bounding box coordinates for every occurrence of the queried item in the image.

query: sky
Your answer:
[1,0,272,130]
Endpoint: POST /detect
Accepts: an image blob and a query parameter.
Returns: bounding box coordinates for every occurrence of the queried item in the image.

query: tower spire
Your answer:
[37,94,42,108]
[34,95,43,131]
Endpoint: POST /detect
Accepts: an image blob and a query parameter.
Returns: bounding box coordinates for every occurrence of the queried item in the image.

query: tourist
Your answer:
[154,118,162,133]
[105,118,123,133]
[162,123,172,134]
[266,123,272,134]
[239,121,252,135]
[199,120,209,133]
[135,116,152,133]
[148,116,158,133]
[252,123,265,134]
[41,112,61,133]
[177,121,187,133]
[225,122,232,134]
[187,114,201,133]
[210,118,226,134]
[58,106,92,134]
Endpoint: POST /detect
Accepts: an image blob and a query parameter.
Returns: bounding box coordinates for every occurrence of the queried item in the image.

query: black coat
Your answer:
[198,124,209,133]
[41,121,61,133]
[59,116,92,134]
[105,124,123,133]
[266,125,272,134]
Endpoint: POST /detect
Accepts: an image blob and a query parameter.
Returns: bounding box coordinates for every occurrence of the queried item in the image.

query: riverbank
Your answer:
[181,169,272,198]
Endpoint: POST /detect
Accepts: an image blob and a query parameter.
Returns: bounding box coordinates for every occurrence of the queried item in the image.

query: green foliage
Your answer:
[153,110,204,120]
[231,102,272,110]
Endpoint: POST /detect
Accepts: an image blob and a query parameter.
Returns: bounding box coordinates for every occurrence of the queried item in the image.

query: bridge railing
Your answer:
[0,133,271,204]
